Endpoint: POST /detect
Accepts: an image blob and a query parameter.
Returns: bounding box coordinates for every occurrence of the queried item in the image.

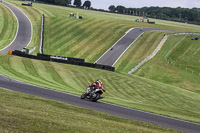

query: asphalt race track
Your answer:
[96,28,165,66]
[0,1,32,53]
[0,75,200,133]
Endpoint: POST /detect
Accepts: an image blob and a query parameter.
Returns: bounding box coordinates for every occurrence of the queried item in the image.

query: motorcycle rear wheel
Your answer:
[91,93,100,102]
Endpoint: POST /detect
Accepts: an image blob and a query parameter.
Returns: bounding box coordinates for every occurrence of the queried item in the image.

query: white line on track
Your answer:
[0,1,33,51]
[112,32,144,66]
[95,28,135,64]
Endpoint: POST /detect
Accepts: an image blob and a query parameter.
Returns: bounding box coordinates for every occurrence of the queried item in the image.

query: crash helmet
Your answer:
[96,79,103,87]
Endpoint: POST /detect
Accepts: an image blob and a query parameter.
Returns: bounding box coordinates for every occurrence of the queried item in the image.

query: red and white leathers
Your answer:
[86,80,103,93]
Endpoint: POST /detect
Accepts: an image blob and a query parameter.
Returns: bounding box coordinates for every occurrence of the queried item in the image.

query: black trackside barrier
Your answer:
[83,62,96,68]
[49,55,84,63]
[67,57,85,62]
[11,51,115,72]
[94,64,115,72]
[37,53,50,61]
[148,22,156,24]
[12,50,25,56]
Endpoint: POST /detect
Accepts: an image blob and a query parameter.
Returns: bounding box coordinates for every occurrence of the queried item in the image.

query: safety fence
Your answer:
[40,14,45,54]
[128,35,168,74]
[165,59,200,77]
[166,32,200,36]
[11,50,115,72]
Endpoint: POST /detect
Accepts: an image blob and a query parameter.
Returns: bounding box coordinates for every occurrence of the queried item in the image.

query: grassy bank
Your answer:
[0,3,17,50]
[114,31,165,73]
[0,88,181,133]
[134,35,200,92]
[0,55,200,124]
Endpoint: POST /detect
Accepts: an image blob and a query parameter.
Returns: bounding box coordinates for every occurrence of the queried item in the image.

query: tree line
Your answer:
[109,5,200,24]
[36,0,91,9]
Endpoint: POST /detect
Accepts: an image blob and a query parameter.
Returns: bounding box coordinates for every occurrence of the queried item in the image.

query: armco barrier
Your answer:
[12,50,25,56]
[11,51,115,72]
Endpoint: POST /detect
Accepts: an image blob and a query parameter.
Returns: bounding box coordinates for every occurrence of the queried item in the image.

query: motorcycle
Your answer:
[80,86,106,102]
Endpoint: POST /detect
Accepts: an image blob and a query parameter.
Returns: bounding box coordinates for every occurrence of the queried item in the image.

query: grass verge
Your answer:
[0,3,17,50]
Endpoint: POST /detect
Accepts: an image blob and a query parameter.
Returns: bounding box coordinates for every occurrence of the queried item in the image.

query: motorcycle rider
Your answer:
[81,79,105,101]
[87,79,103,94]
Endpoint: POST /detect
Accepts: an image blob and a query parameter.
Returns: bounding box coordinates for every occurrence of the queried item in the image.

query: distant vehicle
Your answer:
[140,28,143,31]
[191,37,199,40]
[135,19,139,22]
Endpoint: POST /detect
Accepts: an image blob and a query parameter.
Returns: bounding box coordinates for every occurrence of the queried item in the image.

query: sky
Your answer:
[85,0,200,10]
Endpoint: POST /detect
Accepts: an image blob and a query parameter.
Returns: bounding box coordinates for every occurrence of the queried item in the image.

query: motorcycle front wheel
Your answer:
[91,93,100,102]
[80,93,87,99]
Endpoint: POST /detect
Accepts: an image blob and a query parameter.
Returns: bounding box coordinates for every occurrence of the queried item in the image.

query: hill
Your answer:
[1,0,200,127]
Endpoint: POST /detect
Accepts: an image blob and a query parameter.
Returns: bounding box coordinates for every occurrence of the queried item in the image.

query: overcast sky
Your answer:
[86,0,200,10]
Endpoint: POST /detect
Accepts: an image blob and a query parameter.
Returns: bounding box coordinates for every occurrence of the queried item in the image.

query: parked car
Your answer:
[191,37,199,40]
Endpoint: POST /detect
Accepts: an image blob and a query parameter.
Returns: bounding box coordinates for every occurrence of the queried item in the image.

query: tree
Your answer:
[54,0,66,5]
[116,5,126,14]
[83,0,91,9]
[108,5,116,12]
[73,0,82,7]
[66,0,72,5]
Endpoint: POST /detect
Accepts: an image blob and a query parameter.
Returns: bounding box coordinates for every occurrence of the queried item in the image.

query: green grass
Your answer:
[0,3,17,50]
[1,0,200,130]
[134,35,200,92]
[1,54,200,124]
[168,35,200,73]
[0,88,181,133]
[114,31,165,73]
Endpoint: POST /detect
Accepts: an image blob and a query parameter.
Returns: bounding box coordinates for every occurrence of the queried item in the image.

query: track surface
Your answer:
[0,75,200,133]
[96,28,165,66]
[0,1,32,53]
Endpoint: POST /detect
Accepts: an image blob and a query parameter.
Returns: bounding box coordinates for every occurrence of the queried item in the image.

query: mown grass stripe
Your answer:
[21,58,63,88]
[33,6,56,18]
[58,19,107,52]
[0,4,17,49]
[67,20,115,57]
[75,23,124,57]
[0,56,49,86]
[54,20,103,55]
[44,18,94,53]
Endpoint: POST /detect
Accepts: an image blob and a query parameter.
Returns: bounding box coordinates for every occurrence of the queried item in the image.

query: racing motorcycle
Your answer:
[80,86,106,102]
